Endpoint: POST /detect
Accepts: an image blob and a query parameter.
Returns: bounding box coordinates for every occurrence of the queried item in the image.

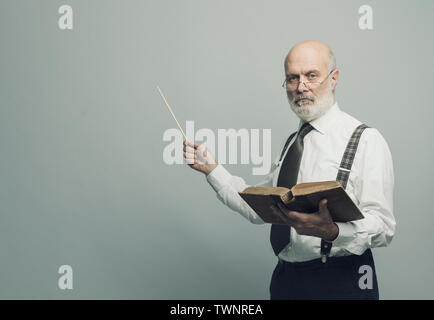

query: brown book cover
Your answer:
[238,181,364,225]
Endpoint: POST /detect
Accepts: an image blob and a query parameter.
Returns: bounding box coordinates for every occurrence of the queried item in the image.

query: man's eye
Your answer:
[308,73,317,78]
[288,76,298,82]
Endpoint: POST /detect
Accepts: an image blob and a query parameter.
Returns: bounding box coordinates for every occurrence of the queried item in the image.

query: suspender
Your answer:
[278,124,369,262]
[336,124,370,189]
[320,123,370,263]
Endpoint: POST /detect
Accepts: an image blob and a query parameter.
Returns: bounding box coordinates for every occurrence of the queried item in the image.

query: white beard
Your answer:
[288,84,335,122]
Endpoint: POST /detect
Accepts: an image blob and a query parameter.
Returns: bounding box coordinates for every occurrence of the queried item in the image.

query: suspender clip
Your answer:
[321,254,328,263]
[320,239,332,264]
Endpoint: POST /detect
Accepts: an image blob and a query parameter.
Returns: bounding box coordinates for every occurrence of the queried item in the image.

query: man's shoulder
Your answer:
[334,110,363,138]
[336,111,389,146]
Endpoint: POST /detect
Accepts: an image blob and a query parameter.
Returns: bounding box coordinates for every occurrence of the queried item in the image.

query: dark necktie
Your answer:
[270,122,314,255]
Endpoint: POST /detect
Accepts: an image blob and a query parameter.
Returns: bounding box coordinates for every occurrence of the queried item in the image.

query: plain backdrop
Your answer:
[0,0,433,299]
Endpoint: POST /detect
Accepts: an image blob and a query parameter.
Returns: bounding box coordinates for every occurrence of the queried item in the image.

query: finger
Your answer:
[196,148,212,163]
[184,140,197,148]
[184,152,195,164]
[184,145,195,153]
[196,145,216,164]
[319,198,328,207]
[184,151,195,158]
[184,151,196,158]
[271,204,295,225]
[197,144,206,153]
[276,202,290,213]
[276,203,308,221]
[283,209,306,223]
[276,203,301,222]
[318,198,328,214]
[193,141,200,148]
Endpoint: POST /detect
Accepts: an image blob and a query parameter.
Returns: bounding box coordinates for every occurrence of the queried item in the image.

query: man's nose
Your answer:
[296,81,310,93]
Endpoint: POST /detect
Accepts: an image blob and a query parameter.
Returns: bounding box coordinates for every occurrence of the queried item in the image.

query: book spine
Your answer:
[281,191,293,205]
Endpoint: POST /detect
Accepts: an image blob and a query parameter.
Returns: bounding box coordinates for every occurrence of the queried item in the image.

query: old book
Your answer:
[239,181,364,225]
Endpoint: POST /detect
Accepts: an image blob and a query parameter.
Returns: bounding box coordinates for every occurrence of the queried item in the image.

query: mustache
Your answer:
[292,94,315,104]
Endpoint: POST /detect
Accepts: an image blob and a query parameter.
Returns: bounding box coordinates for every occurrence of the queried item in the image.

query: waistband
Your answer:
[278,249,374,269]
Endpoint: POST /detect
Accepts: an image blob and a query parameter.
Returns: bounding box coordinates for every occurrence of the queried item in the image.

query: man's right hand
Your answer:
[183,140,218,176]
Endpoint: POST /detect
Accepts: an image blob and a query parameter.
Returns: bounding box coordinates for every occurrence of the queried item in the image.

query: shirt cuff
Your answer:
[206,164,233,193]
[330,222,357,247]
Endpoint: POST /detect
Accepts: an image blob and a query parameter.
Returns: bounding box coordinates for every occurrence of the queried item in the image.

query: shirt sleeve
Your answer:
[332,128,396,255]
[205,137,287,225]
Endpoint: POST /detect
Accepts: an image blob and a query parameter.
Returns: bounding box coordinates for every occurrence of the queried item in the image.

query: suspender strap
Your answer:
[336,124,370,189]
[320,123,370,263]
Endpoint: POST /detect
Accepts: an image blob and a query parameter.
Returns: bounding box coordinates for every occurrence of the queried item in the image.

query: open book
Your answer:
[238,181,364,225]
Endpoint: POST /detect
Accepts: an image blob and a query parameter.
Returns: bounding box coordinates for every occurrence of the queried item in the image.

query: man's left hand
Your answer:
[271,199,339,241]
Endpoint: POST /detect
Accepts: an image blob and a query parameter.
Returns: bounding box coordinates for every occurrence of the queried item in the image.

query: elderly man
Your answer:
[183,40,395,300]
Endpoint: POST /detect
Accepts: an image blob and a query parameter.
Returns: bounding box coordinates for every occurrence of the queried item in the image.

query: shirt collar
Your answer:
[298,102,340,135]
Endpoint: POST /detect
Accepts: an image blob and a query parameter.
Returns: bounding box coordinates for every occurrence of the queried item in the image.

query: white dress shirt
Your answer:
[206,102,396,262]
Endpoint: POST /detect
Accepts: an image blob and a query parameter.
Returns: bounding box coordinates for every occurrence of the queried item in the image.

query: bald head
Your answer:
[283,40,339,122]
[284,40,336,73]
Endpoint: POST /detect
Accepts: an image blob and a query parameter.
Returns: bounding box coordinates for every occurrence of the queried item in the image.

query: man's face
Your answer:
[284,46,337,122]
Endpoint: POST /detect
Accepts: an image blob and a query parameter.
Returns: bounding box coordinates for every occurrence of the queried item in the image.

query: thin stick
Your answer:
[156,86,187,140]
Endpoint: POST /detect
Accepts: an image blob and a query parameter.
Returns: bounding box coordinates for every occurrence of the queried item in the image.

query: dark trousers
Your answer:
[270,249,379,300]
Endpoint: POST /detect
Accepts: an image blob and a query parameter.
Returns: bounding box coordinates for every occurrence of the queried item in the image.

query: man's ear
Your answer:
[331,69,339,92]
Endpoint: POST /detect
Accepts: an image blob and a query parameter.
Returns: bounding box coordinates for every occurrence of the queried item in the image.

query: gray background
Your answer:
[0,0,433,299]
